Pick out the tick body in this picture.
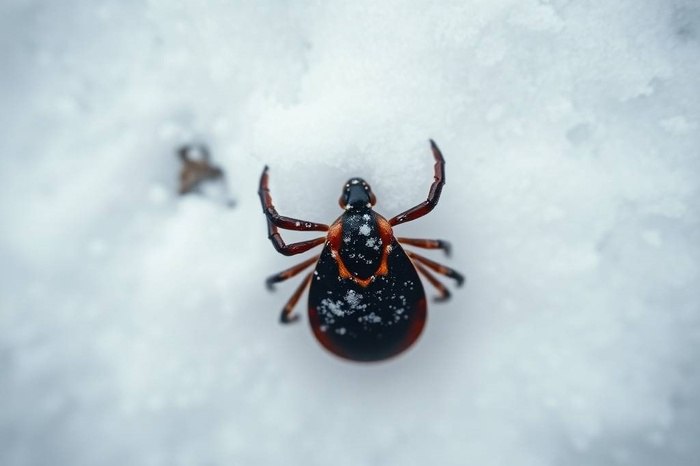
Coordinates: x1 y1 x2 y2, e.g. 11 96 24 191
259 140 464 362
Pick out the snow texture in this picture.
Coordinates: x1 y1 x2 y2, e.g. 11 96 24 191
1 0 700 465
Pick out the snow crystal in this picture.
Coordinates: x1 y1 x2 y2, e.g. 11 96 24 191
359 224 371 236
344 290 362 308
320 298 346 317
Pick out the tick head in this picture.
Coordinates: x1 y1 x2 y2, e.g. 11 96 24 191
339 178 376 209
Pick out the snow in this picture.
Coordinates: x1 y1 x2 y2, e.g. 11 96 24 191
344 290 362 308
320 298 346 318
2 0 700 465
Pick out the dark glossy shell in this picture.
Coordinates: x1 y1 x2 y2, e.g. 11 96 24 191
308 239 427 362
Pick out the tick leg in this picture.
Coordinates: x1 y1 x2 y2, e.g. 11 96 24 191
266 219 326 256
258 166 329 232
406 250 465 286
397 237 452 256
266 255 320 290
389 140 445 226
413 262 451 302
280 271 314 323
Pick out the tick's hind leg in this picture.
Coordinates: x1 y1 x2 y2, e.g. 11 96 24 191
397 237 451 256
266 255 319 290
413 262 451 302
279 272 314 323
406 250 465 286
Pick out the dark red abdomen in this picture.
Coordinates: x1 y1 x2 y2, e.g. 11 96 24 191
308 239 427 362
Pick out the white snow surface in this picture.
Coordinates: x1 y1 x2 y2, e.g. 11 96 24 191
2 1 700 465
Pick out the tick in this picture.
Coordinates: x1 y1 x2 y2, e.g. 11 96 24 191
259 140 464 362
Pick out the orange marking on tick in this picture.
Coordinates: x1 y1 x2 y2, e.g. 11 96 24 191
326 215 395 287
